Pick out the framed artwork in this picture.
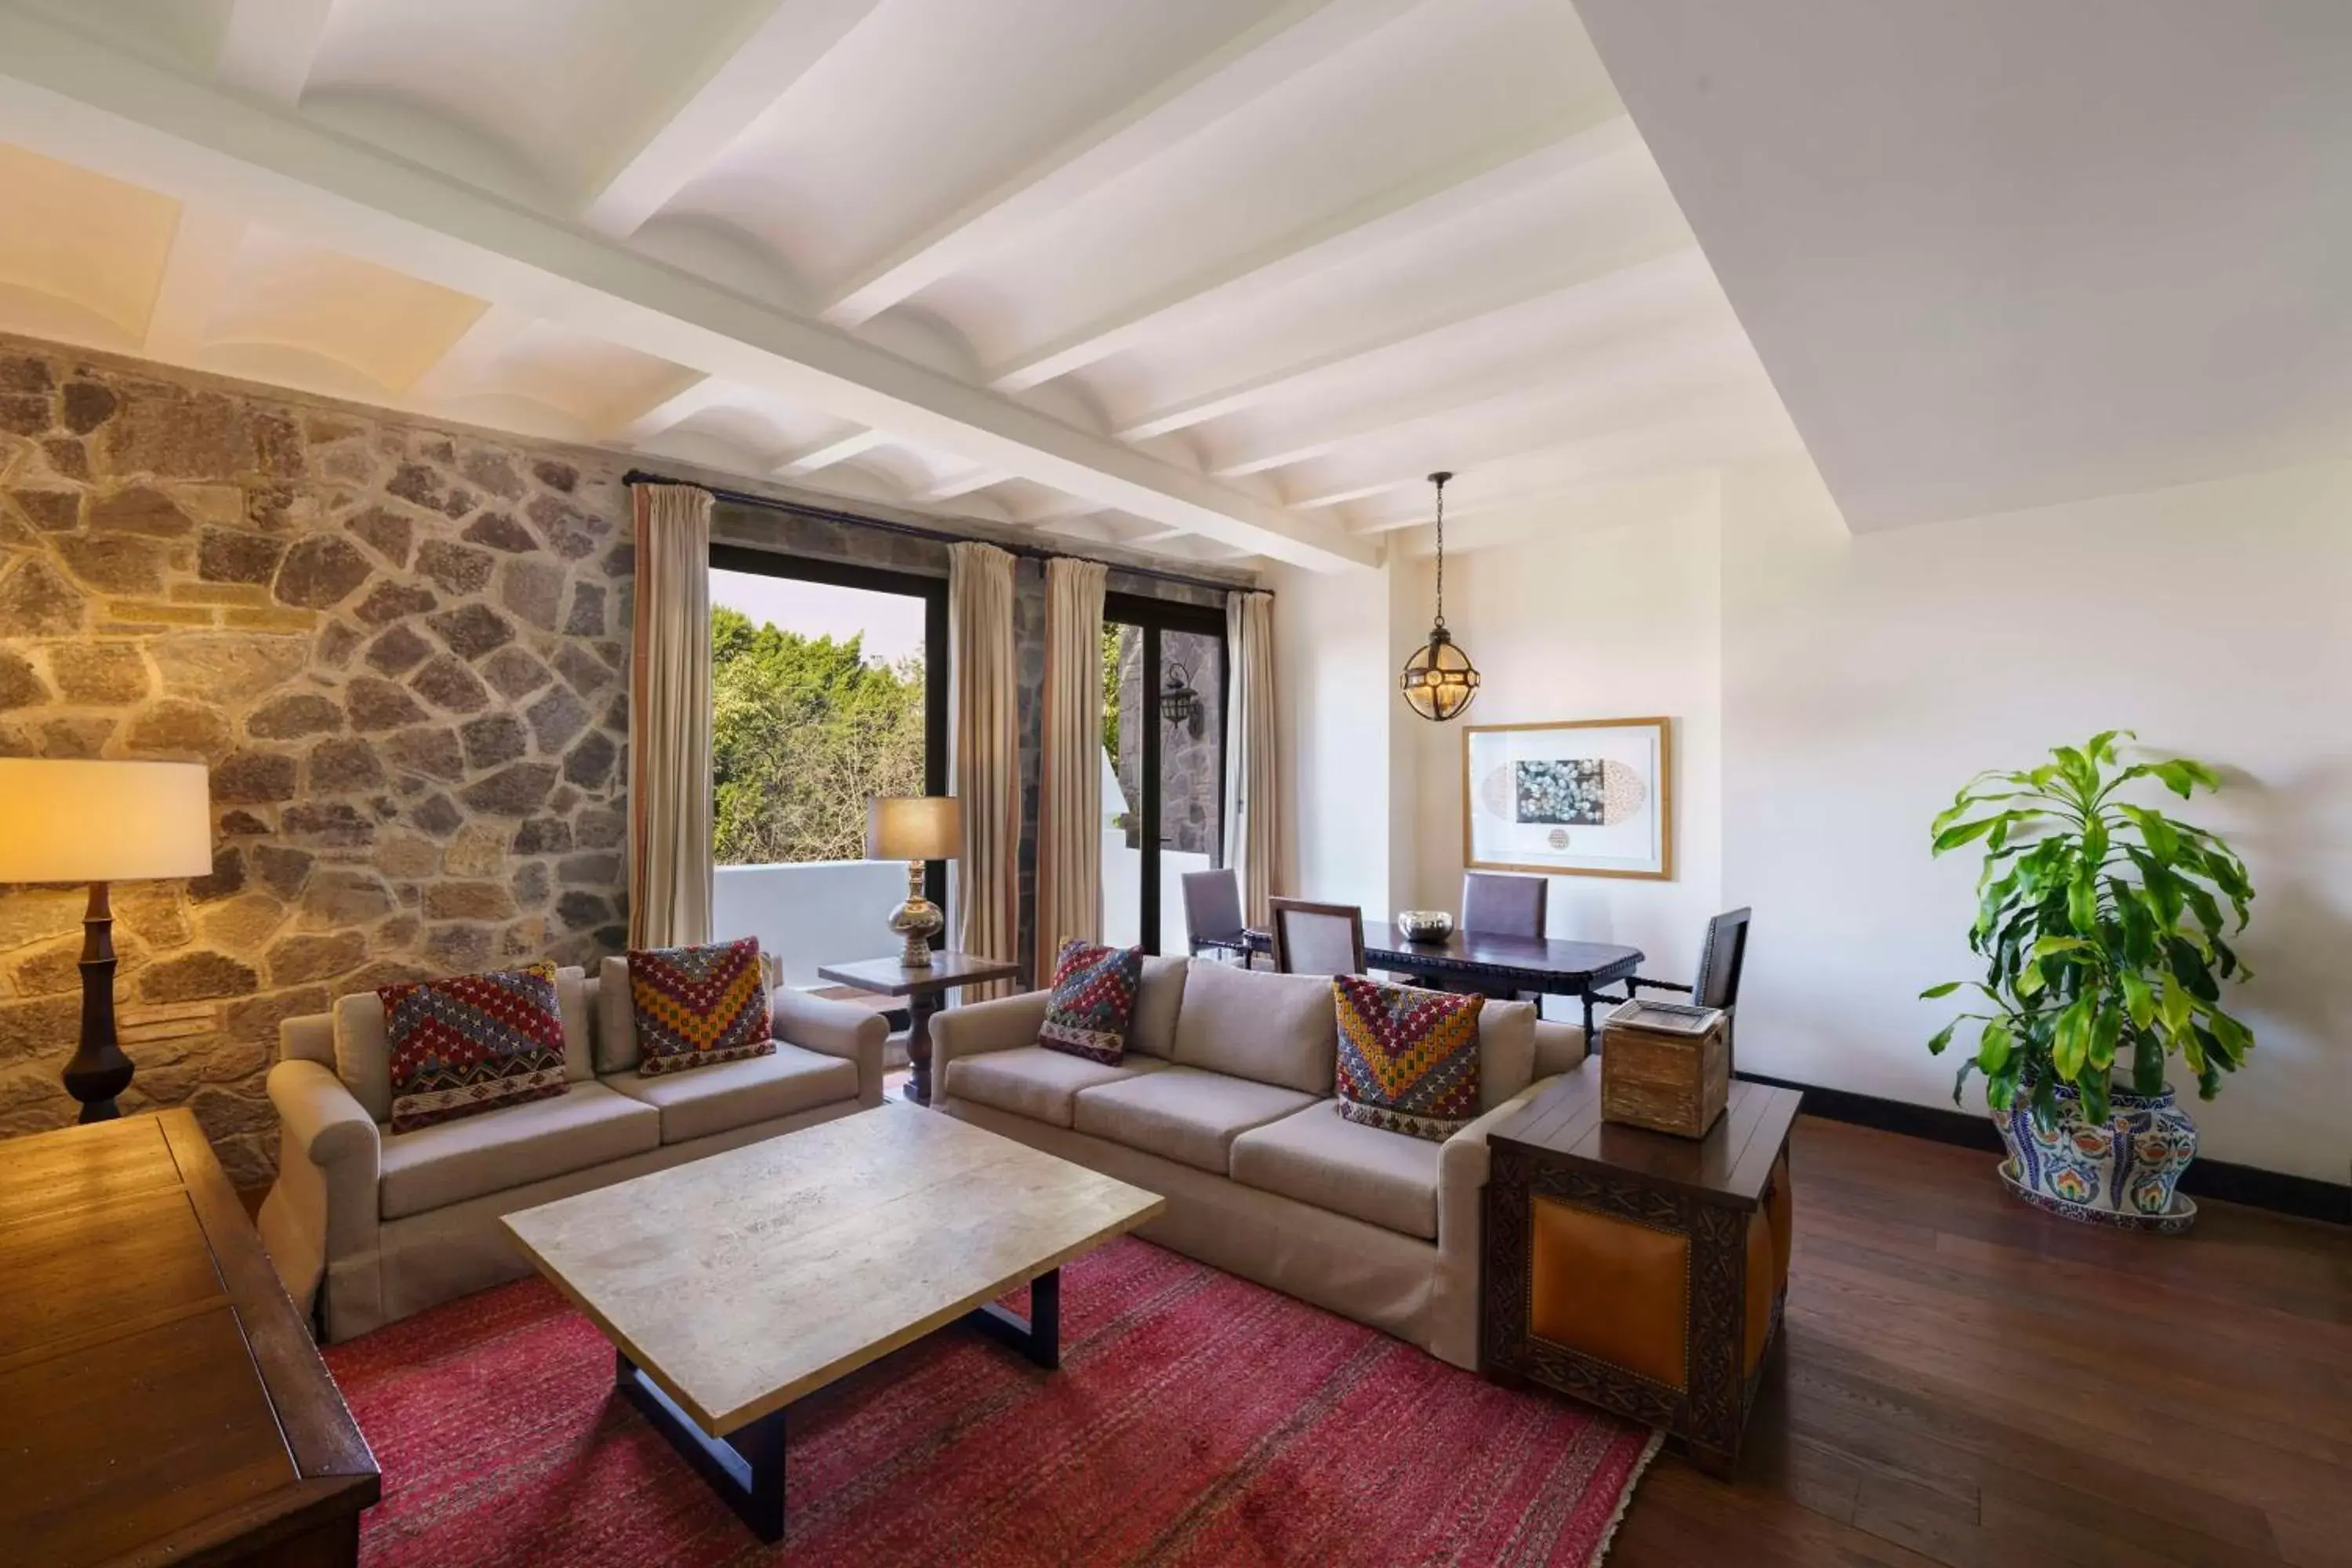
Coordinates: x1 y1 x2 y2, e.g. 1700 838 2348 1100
1461 717 1673 881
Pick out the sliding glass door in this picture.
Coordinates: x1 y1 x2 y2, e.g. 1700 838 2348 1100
1101 594 1226 954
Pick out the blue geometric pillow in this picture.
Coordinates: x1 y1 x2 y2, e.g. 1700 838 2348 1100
1036 939 1143 1065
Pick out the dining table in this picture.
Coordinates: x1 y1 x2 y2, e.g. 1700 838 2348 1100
1240 923 1645 1038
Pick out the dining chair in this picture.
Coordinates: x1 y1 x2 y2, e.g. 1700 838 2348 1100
1461 871 1547 938
1617 907 1753 1068
1269 898 1366 977
1460 871 1548 1001
1182 868 1254 968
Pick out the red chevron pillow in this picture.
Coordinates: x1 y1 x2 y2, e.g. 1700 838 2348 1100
381 962 569 1134
1037 939 1144 1064
629 938 773 1076
1332 975 1484 1142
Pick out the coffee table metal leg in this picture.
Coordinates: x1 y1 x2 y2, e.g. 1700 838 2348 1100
616 1348 787 1542
965 1266 1060 1370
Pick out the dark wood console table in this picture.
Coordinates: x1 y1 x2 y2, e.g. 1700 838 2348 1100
817 950 1022 1106
0 1110 379 1566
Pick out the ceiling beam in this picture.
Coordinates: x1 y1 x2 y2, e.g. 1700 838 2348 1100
988 111 1639 392
821 0 1418 327
0 10 1373 570
1294 479 1408 510
1210 319 1745 477
776 429 888 476
919 466 1010 502
404 301 536 399
604 374 739 444
141 205 249 362
1345 405 1789 532
1115 239 1699 441
215 0 339 105
585 0 883 236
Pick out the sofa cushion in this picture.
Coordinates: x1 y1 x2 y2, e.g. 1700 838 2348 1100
1037 939 1144 1064
1072 1065 1319 1174
606 1044 858 1144
1479 1000 1539 1109
1333 976 1483 1142
629 938 773 1076
1230 1102 1443 1241
1169 960 1335 1095
381 964 572 1134
946 1047 1169 1129
337 964 590 1123
378 1081 659 1220
1130 955 1189 1058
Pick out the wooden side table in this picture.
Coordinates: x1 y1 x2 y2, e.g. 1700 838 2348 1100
1481 1063 1800 1475
816 950 1022 1106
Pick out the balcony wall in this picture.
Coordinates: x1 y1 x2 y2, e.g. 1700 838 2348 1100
713 859 910 989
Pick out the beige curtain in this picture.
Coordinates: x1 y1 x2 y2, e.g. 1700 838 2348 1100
1223 590 1282 929
1034 557 1107 975
626 484 714 949
949 543 1020 989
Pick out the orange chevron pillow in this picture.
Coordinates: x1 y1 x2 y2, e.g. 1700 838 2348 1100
628 937 773 1076
1332 975 1483 1142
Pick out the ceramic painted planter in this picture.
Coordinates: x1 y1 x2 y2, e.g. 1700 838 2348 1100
1991 1073 2199 1229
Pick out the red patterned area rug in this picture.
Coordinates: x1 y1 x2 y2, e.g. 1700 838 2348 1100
324 1238 1659 1567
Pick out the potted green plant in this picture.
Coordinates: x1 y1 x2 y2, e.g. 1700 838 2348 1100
1922 731 2255 1229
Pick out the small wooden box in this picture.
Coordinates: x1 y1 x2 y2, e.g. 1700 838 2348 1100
1600 1000 1730 1138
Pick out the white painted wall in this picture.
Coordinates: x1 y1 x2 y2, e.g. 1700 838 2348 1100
1268 559 1397 919
1267 455 2350 1183
1396 486 1725 997
1722 456 2352 1184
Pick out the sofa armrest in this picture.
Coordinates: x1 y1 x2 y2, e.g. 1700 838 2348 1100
255 1059 381 1314
280 1011 336 1068
928 989 1051 1098
772 989 889 1107
1437 1075 1560 1247
1532 1018 1587 1080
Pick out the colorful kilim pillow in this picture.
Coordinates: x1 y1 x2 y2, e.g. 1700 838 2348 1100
1332 975 1484 1142
1037 939 1144 1064
629 937 772 1076
381 963 569 1134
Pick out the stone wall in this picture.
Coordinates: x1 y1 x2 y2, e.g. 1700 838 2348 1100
0 337 632 1181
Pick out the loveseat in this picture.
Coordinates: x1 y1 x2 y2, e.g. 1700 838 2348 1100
257 958 886 1341
928 956 1584 1370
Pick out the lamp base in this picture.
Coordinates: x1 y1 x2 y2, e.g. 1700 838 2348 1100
887 859 943 971
61 880 132 1123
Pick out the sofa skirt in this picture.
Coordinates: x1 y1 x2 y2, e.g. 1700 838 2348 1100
945 1100 1468 1368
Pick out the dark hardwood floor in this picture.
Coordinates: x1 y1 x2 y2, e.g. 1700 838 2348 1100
1609 1116 2352 1568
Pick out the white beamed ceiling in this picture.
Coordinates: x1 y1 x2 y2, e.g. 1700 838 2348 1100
0 0 1799 569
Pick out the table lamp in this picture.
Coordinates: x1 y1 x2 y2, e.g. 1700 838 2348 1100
866 796 960 970
0 760 212 1121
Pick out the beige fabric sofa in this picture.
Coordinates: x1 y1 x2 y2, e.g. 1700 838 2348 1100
929 957 1584 1370
258 957 886 1342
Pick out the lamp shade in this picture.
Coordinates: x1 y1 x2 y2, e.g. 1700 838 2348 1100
0 760 212 884
866 796 961 862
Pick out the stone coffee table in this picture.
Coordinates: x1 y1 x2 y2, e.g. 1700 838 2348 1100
502 1103 1163 1542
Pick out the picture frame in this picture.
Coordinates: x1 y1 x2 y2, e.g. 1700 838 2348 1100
1461 717 1674 881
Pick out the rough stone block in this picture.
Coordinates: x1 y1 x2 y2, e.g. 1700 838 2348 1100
48 643 148 705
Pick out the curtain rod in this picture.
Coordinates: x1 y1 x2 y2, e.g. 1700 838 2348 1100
624 470 1269 600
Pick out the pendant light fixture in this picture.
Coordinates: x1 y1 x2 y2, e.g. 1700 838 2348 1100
1399 470 1480 722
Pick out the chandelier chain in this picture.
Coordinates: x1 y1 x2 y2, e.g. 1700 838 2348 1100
1432 473 1447 629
